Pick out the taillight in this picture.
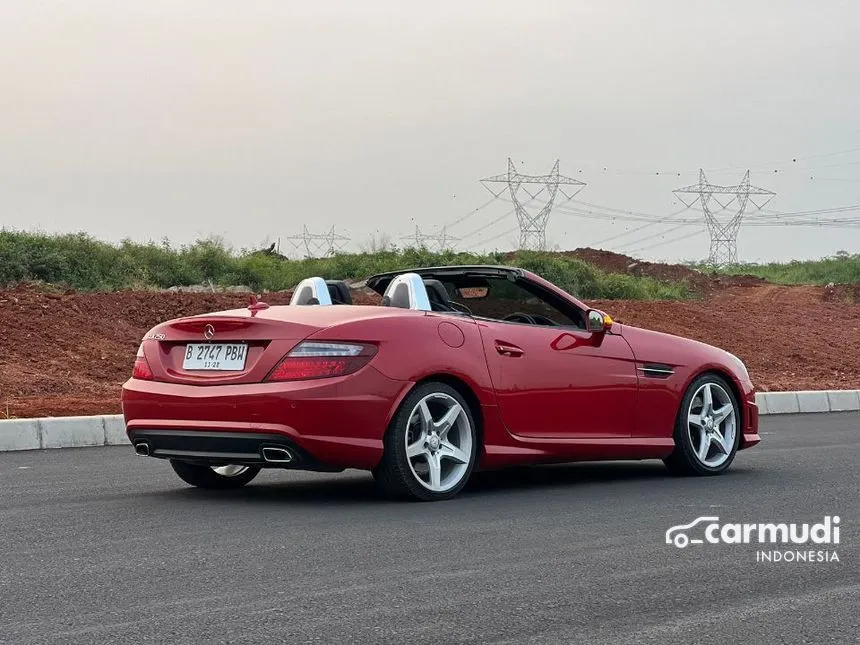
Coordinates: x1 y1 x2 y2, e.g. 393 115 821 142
132 343 154 381
266 341 377 382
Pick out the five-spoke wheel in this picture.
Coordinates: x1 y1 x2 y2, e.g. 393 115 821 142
373 382 477 501
664 374 741 476
405 392 473 493
686 381 737 468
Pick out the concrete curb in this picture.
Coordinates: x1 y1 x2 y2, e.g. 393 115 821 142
0 415 128 452
755 390 860 415
1 390 859 452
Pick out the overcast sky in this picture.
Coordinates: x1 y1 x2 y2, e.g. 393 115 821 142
1 0 859 263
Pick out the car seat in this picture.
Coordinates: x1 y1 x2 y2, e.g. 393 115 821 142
325 280 352 305
423 279 454 312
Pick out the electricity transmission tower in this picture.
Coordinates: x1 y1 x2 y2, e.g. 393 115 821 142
402 225 459 251
285 225 350 258
481 158 585 250
674 169 775 267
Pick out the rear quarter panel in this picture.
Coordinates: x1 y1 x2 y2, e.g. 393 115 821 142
305 311 498 411
300 312 523 470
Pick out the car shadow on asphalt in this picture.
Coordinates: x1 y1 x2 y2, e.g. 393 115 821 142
153 461 756 506
465 461 754 496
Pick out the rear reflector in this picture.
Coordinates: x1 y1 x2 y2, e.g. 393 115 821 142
265 341 376 382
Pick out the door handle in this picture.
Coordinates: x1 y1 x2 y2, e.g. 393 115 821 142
495 342 524 357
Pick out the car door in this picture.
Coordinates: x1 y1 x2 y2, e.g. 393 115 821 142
478 320 638 438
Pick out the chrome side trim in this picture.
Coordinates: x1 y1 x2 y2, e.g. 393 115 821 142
638 365 675 378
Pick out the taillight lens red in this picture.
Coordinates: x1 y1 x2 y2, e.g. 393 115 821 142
266 342 377 382
132 344 154 381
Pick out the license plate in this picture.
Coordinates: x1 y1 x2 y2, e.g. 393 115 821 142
182 343 248 371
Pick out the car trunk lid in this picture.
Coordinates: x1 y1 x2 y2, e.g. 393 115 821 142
142 313 319 385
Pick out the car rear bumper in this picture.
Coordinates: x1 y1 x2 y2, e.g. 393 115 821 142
128 430 343 471
121 366 412 471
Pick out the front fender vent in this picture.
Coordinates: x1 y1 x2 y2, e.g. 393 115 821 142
638 363 675 379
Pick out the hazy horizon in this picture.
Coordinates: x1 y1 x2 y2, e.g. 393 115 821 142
2 1 859 263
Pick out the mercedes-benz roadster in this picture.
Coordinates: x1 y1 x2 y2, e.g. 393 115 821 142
121 265 759 501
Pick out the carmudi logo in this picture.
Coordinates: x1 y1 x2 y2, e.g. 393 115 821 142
666 516 841 563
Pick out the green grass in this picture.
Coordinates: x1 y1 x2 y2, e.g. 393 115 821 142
0 229 694 300
709 251 860 285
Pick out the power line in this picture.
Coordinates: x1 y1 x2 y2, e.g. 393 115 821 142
625 228 706 255
803 177 860 184
589 220 661 248
758 203 860 218
588 206 693 248
553 204 700 225
616 222 693 252
440 196 499 229
525 192 860 241
465 224 520 251
457 209 516 241
458 193 545 241
401 156 860 258
744 219 860 228
569 199 684 220
563 143 860 178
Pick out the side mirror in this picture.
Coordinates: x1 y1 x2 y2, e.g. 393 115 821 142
586 309 613 333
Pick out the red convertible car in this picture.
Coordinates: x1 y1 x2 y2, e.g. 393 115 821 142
122 265 759 501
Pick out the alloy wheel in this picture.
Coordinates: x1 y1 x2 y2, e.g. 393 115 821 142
405 393 473 493
686 382 737 468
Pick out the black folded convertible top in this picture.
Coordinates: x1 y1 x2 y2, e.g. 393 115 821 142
364 265 524 295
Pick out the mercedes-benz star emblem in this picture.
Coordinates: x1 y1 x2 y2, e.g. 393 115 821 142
203 324 215 340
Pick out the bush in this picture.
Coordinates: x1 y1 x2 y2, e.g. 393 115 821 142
0 229 694 300
707 251 860 285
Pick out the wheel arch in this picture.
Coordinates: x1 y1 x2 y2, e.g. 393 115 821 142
685 367 745 436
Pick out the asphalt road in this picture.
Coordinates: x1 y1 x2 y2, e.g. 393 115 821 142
1 413 857 645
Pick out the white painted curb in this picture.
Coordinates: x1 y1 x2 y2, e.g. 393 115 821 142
755 390 860 415
1 391 859 452
0 415 128 452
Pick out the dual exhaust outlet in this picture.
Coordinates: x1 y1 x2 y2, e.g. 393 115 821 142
133 440 292 464
261 446 293 463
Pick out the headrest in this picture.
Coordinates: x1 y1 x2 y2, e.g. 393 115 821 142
325 280 352 305
289 277 333 306
382 273 431 311
423 279 453 311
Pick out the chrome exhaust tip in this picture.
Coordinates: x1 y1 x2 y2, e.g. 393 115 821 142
261 446 293 463
134 441 151 457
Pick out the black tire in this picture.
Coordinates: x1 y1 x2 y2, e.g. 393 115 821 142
373 382 478 501
170 460 261 489
664 373 741 476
